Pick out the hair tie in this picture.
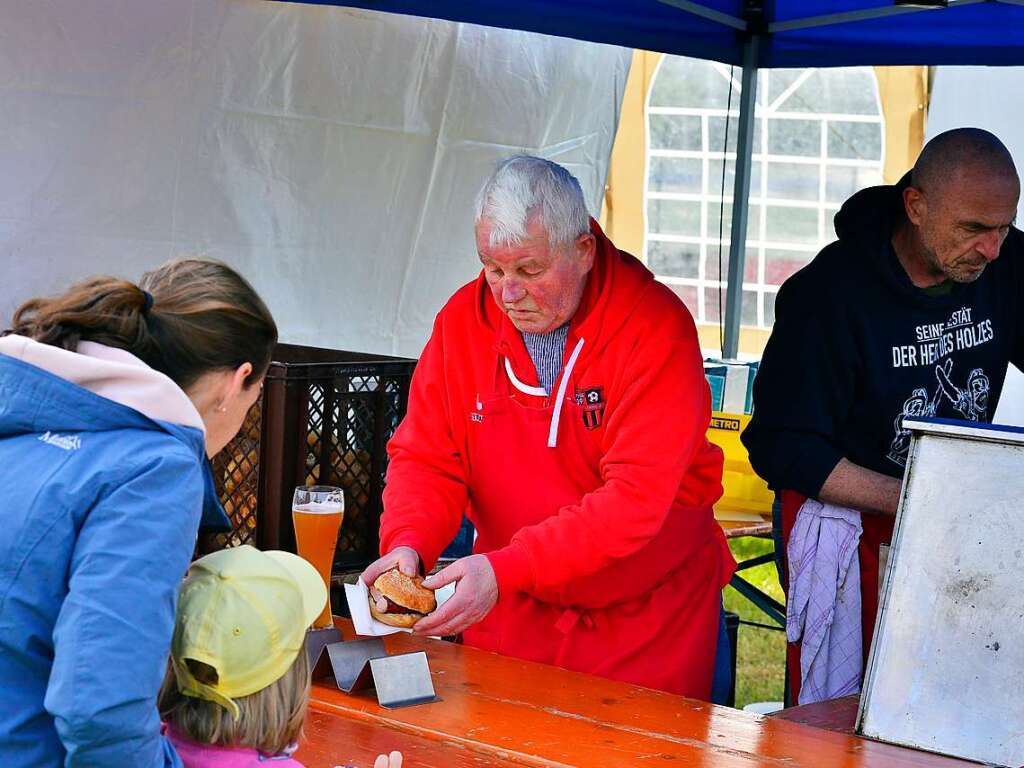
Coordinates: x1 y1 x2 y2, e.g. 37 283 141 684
141 290 155 314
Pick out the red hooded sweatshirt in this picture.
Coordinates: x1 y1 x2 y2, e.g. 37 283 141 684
380 221 736 697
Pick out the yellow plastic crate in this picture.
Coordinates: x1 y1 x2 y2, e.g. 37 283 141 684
707 412 773 524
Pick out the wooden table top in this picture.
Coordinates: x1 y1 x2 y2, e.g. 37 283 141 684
295 621 978 768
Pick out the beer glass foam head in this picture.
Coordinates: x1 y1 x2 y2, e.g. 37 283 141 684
293 500 343 514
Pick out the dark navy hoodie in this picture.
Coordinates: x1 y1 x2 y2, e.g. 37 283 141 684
743 173 1024 498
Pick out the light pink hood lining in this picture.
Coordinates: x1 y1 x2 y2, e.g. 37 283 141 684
0 334 205 432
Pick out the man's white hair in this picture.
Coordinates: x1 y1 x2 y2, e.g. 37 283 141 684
474 155 591 249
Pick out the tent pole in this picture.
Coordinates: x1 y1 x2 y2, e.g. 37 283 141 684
722 34 759 360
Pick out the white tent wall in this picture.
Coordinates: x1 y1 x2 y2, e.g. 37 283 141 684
927 67 1024 426
0 0 630 357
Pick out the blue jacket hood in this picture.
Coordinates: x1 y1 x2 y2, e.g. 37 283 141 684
0 349 230 531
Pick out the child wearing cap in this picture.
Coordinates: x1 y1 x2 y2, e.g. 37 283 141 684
158 545 402 768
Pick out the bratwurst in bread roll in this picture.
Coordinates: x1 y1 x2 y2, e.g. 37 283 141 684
368 568 437 627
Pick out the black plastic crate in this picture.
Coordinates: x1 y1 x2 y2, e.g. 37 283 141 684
200 343 415 573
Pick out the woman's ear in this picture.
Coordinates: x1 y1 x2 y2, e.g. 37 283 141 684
214 362 254 412
228 362 255 398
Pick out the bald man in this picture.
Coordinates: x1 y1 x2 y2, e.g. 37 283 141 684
742 128 1024 699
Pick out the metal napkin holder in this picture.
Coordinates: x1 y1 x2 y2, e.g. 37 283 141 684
306 628 438 708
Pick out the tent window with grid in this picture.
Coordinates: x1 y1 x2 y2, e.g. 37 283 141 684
645 57 884 330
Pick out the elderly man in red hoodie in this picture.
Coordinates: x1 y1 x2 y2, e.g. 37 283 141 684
361 156 735 698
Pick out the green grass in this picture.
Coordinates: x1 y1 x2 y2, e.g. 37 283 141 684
724 536 787 709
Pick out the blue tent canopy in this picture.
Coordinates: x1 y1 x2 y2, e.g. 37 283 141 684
287 1 1024 68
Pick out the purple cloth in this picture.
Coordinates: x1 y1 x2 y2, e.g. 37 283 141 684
786 499 863 705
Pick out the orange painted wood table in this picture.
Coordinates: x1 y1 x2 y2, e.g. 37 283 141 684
295 621 977 768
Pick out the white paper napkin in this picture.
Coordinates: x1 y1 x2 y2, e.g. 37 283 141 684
345 576 455 636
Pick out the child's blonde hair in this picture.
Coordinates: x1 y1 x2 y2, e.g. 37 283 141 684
157 639 311 755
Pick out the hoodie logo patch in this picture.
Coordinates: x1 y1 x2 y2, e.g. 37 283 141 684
39 431 82 451
575 386 605 430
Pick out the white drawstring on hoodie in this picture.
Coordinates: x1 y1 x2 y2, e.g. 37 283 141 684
504 357 547 397
503 338 585 449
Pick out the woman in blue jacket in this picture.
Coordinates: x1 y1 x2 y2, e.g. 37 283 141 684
0 259 277 768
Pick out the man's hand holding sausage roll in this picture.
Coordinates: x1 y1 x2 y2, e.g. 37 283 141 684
360 549 497 636
415 555 498 637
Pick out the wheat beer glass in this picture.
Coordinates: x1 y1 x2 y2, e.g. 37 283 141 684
292 485 344 629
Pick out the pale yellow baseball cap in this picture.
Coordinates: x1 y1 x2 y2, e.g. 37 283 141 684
170 545 327 718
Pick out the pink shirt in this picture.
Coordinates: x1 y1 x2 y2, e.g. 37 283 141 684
163 724 305 768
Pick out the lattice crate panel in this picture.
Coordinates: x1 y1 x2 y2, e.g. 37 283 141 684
333 392 377 563
348 373 406 540
304 382 328 488
302 373 404 570
210 399 262 549
302 381 370 566
381 376 404 475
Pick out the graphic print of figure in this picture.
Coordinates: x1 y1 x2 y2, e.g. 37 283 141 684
887 387 937 467
887 360 991 467
965 368 990 419
935 360 990 421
